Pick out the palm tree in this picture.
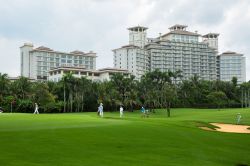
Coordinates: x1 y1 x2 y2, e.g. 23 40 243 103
61 73 75 112
162 83 176 117
11 76 32 99
111 73 136 106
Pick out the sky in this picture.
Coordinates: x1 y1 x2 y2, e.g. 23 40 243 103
0 0 249 81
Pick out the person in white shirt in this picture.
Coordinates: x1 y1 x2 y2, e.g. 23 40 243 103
34 103 39 114
99 103 103 117
120 106 124 118
236 113 242 125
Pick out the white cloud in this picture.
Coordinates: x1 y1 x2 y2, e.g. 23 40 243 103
0 37 22 76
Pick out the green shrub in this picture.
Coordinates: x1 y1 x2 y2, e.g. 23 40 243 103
16 99 34 113
41 102 63 113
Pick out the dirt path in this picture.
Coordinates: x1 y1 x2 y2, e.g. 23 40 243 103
210 123 250 134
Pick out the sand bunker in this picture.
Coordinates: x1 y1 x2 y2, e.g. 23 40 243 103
200 123 250 134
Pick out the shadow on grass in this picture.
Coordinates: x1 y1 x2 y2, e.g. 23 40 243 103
194 121 219 130
104 117 124 120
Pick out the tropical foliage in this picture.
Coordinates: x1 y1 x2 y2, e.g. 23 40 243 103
0 71 249 113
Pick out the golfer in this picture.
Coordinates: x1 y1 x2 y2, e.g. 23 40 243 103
97 106 100 116
120 106 124 118
99 103 104 117
34 103 39 114
141 106 145 118
236 113 242 125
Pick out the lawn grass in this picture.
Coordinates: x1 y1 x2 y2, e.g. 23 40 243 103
0 108 250 166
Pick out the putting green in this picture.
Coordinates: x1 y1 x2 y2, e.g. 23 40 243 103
0 108 250 166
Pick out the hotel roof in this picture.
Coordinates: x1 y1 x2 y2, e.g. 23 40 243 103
49 66 129 74
127 26 148 31
35 46 54 51
20 43 97 57
70 50 85 54
169 24 188 30
112 44 140 51
218 51 243 56
203 33 220 38
161 30 201 38
30 46 97 57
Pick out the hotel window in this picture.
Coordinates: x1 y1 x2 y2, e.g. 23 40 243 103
50 62 55 67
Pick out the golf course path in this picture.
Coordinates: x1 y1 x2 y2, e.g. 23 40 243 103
211 123 250 134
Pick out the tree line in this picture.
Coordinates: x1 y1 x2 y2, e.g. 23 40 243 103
0 71 250 115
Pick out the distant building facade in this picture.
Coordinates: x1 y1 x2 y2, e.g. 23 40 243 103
20 43 97 81
113 25 217 80
217 51 246 84
49 67 130 82
8 76 36 82
147 25 217 81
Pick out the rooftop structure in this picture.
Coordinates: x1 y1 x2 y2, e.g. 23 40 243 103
203 33 220 52
128 26 148 48
127 26 148 31
203 33 220 38
160 25 201 43
169 24 188 31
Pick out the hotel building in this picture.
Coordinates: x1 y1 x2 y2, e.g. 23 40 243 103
113 25 218 80
20 43 96 81
217 51 246 84
48 67 130 82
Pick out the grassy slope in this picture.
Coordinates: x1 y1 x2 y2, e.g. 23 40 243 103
0 108 250 166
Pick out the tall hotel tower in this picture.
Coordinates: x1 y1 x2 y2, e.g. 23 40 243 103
113 25 218 81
